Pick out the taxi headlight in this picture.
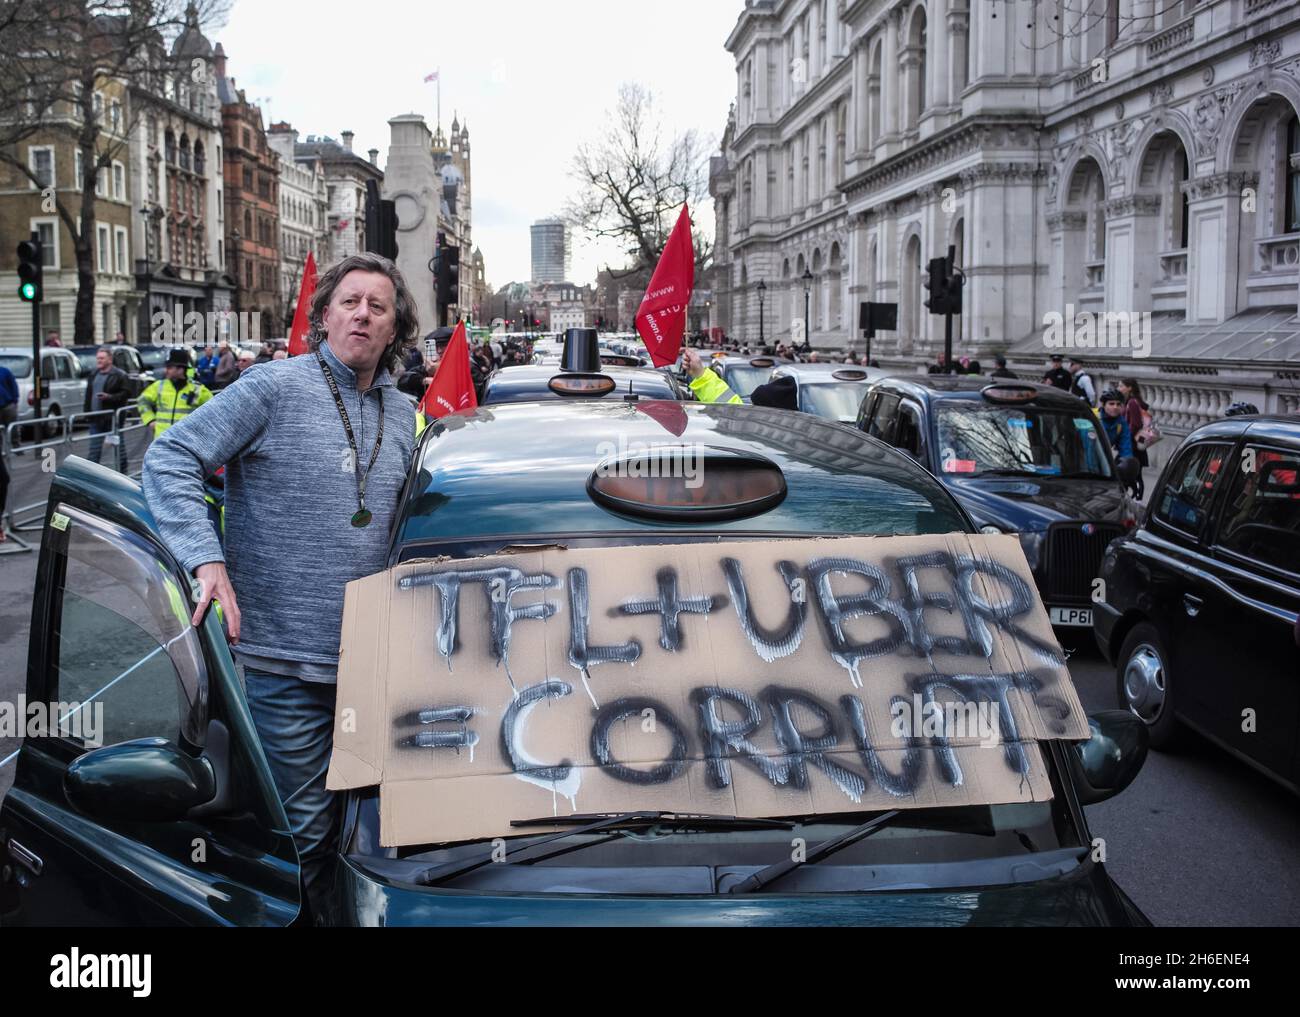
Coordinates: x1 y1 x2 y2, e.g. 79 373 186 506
1017 530 1044 570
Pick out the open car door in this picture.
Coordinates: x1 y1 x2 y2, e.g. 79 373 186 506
0 457 300 926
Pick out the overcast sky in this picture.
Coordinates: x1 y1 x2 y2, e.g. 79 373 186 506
214 1 740 290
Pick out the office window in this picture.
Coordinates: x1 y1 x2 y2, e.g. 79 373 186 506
97 224 110 273
32 219 58 268
74 149 84 189
29 146 54 188
112 162 126 201
115 227 128 275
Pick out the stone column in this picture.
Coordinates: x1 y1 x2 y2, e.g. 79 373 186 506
1184 172 1257 324
927 0 951 119
947 5 969 108
851 40 867 156
881 8 901 145
1102 194 1163 313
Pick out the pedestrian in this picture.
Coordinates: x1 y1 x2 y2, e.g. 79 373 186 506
235 351 256 378
45 330 62 348
1099 389 1135 483
272 350 287 361
137 349 213 439
1042 353 1071 390
83 346 130 472
142 251 418 923
750 375 799 411
197 345 219 387
966 359 982 376
255 342 274 365
398 352 439 399
1067 357 1097 407
680 348 741 404
214 342 237 389
990 354 1017 379
1119 377 1153 499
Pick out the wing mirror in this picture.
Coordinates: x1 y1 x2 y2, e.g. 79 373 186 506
1067 710 1149 806
64 721 231 822
1115 456 1141 486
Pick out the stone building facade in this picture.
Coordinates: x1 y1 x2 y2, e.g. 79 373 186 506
714 0 1300 455
268 122 328 331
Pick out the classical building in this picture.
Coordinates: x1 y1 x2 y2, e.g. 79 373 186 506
268 122 328 331
0 76 137 343
216 45 281 328
531 217 570 283
715 0 1300 455
296 132 384 268
130 13 233 343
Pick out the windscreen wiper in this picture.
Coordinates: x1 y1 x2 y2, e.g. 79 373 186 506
411 811 793 888
727 809 901 895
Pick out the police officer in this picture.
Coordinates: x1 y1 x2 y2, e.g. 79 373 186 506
138 349 213 438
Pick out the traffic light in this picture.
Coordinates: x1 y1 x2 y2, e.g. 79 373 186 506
921 256 947 315
946 267 964 315
437 243 459 306
17 237 43 303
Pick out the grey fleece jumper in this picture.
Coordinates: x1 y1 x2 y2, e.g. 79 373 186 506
142 339 415 680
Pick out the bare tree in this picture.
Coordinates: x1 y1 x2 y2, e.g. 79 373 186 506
0 0 229 343
566 83 713 282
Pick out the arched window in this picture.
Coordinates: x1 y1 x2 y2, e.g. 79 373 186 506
179 135 190 171
165 130 176 165
869 39 882 145
193 141 205 176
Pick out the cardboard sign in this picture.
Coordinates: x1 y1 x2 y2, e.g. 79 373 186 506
327 534 1090 847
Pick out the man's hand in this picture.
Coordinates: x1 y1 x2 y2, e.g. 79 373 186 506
682 348 705 379
193 562 241 643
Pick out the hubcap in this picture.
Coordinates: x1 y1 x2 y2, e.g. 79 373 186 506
1123 643 1166 724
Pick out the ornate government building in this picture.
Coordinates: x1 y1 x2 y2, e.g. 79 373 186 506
712 0 1300 453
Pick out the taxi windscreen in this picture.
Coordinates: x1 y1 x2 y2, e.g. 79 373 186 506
0 353 33 378
718 364 773 398
935 403 1114 478
800 382 868 422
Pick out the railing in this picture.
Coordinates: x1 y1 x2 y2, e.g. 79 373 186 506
1072 67 1102 97
2 408 150 543
1159 250 1188 281
1146 18 1194 60
1245 0 1286 16
1255 233 1300 273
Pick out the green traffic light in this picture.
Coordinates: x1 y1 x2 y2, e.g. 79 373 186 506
19 282 36 301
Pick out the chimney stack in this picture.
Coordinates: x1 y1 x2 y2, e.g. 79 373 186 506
368 148 378 165
341 130 354 152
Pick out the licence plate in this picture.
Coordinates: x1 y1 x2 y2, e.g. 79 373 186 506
1049 606 1093 627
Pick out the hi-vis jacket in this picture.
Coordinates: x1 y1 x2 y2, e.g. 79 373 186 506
138 379 213 437
689 368 742 405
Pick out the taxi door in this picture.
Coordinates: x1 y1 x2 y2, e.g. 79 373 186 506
0 459 301 925
1199 441 1300 781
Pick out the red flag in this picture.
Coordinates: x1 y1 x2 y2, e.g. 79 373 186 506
635 205 694 368
288 252 317 356
418 321 478 419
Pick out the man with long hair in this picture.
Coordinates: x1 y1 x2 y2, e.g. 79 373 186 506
142 253 419 921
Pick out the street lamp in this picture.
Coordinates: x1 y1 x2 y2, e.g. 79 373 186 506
802 268 814 351
756 279 766 347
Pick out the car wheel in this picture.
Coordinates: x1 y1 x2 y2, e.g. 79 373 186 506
1116 622 1180 749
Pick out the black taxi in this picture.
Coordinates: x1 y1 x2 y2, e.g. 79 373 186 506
0 398 1150 925
857 377 1138 632
483 328 689 404
1094 415 1300 791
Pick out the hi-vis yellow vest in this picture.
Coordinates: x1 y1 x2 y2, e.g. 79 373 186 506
138 379 213 437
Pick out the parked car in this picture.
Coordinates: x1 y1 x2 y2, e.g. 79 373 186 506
770 362 886 422
1094 414 1300 791
0 345 84 435
0 401 1150 925
857 376 1140 634
706 355 787 403
485 330 689 404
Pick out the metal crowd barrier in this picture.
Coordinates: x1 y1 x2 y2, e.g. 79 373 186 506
1 408 151 550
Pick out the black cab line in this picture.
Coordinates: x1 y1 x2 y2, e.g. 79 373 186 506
857 377 1138 632
1094 415 1300 792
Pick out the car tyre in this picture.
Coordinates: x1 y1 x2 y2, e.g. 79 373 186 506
1116 622 1181 749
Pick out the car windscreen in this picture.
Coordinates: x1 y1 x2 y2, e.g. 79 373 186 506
346 796 1082 896
71 350 98 376
137 346 168 368
719 364 772 398
935 402 1114 478
800 382 868 422
0 353 32 378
